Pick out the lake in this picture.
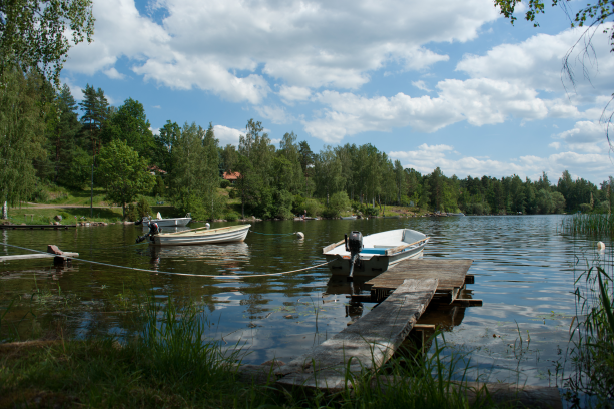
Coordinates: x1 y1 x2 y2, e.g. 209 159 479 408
0 215 600 387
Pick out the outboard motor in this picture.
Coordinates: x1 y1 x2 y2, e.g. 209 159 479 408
136 221 160 244
344 231 363 281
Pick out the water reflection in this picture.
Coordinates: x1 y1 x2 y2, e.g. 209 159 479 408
0 216 600 386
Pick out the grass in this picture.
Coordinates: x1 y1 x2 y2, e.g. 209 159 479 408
561 213 614 236
0 290 509 409
565 248 614 405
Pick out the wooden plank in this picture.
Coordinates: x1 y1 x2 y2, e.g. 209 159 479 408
0 252 78 262
384 237 429 256
275 278 438 390
464 274 475 285
451 299 483 307
366 259 473 292
0 225 76 230
323 239 345 254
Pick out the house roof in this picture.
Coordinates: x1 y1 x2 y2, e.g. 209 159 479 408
223 171 241 180
147 165 167 174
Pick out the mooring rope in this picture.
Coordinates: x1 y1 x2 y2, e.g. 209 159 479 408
0 243 333 280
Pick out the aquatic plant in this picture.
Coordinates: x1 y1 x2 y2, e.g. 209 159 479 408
566 248 614 405
562 213 614 236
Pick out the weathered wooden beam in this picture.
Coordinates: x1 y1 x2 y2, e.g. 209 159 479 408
464 274 475 285
275 278 438 390
0 253 78 262
450 299 483 307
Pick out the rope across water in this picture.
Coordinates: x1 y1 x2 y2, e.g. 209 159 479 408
1 243 333 280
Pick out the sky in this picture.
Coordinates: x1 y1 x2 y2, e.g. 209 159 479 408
61 0 614 184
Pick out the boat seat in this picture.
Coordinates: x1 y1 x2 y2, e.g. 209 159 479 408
372 244 398 249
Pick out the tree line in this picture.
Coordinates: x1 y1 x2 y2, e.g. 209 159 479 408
3 74 612 220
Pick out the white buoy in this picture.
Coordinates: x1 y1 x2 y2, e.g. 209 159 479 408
597 241 606 251
205 223 210 229
296 232 304 239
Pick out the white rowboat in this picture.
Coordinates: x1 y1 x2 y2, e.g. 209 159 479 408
323 229 429 277
142 215 191 228
151 224 250 246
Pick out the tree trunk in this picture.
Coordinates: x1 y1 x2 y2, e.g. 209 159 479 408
122 202 126 220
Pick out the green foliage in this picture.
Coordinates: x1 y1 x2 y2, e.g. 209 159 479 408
291 194 305 214
96 139 155 219
61 146 91 189
79 84 109 156
152 175 165 197
0 69 46 205
105 97 155 161
169 122 220 220
225 211 239 221
273 189 293 219
365 207 379 217
328 191 351 218
136 196 151 219
304 198 323 217
0 0 95 86
220 179 230 189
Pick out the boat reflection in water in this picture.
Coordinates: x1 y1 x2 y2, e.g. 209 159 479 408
144 242 251 271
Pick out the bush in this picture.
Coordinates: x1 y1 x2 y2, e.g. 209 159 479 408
304 198 323 217
291 194 305 214
328 191 351 218
152 175 165 197
126 203 138 221
365 207 379 217
137 196 151 219
228 189 237 199
225 212 239 221
220 179 230 189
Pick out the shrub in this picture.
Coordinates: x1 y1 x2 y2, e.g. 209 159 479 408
228 189 237 199
328 191 351 218
126 203 138 221
304 198 323 217
220 179 230 189
137 196 151 219
365 207 379 217
225 212 239 221
152 175 165 197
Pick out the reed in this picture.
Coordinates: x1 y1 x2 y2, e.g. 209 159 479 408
566 250 614 405
561 213 614 236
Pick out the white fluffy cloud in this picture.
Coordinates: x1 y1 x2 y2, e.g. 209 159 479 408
457 24 614 101
303 78 550 142
554 120 610 153
389 143 613 181
213 125 244 146
65 0 499 103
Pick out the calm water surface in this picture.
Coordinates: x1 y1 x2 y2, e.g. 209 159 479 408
0 215 601 386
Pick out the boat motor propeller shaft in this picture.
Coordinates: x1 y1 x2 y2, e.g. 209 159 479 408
135 222 160 244
347 231 363 281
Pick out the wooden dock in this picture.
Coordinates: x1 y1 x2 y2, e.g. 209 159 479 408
274 278 439 390
364 258 474 302
0 245 78 266
237 257 481 392
0 224 76 230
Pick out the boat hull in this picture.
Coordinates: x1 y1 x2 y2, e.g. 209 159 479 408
152 225 250 246
323 228 428 277
143 217 192 227
325 246 424 277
